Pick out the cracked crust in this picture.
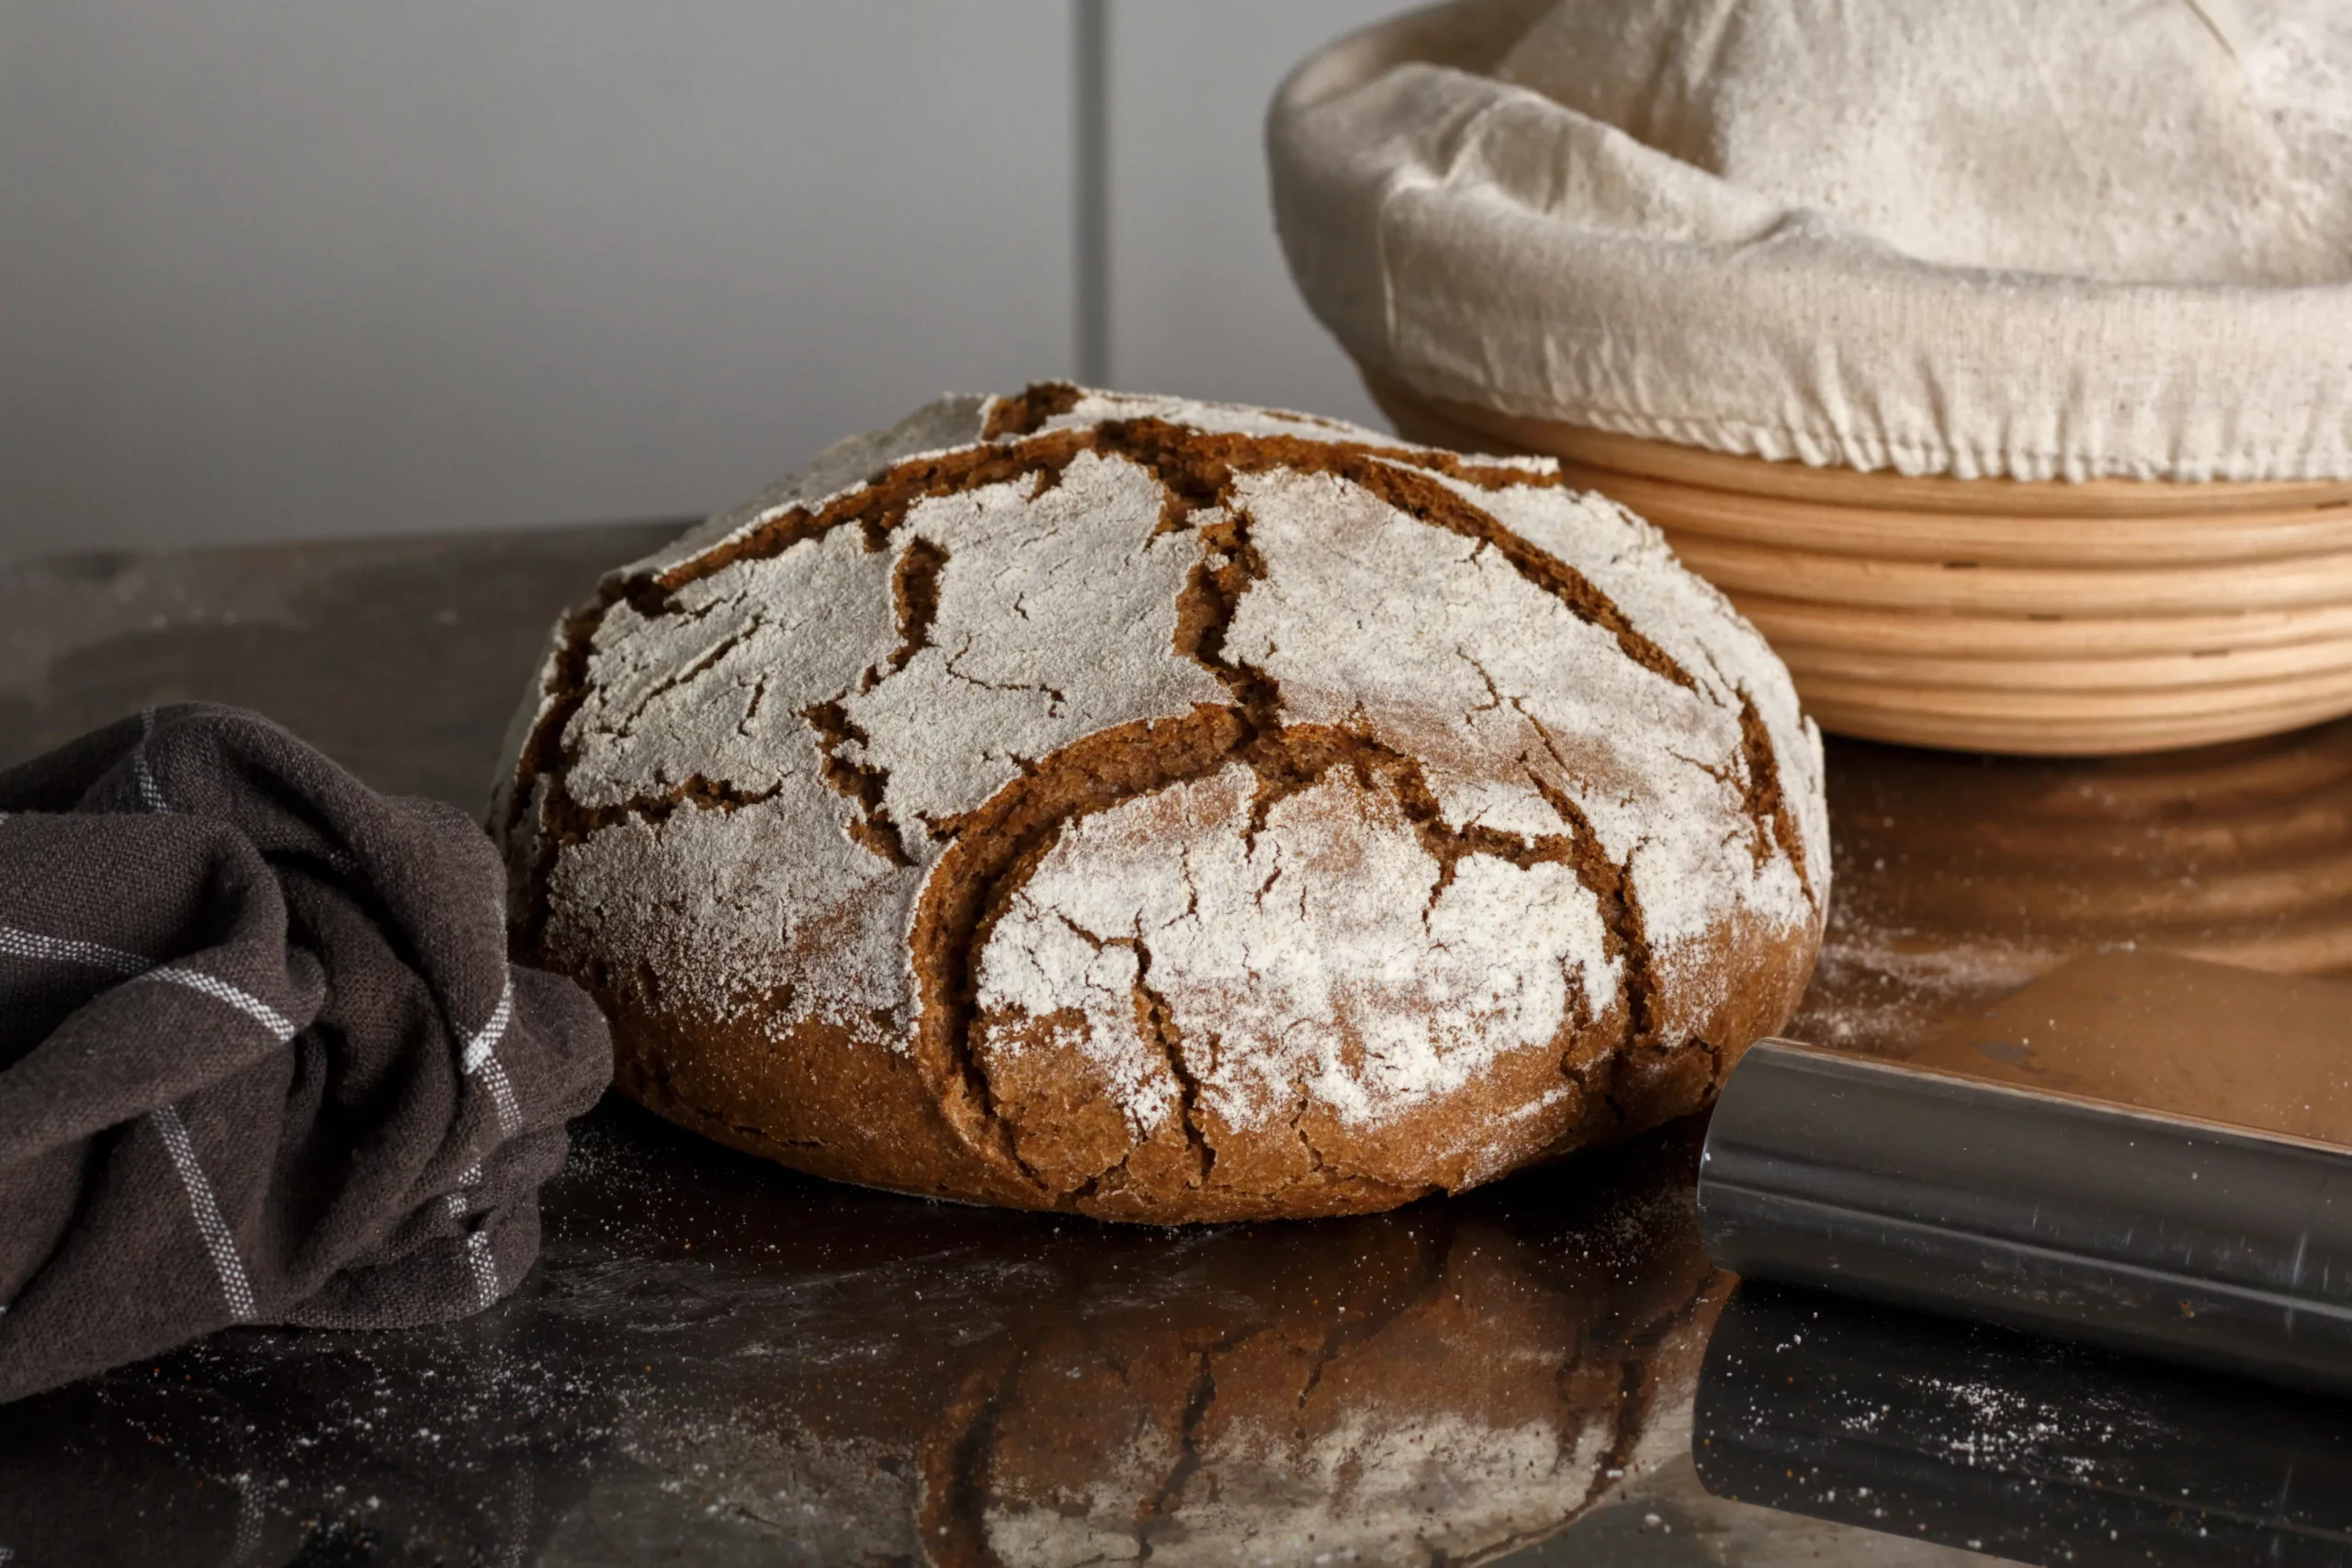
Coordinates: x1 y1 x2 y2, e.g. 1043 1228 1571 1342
494 385 1829 1224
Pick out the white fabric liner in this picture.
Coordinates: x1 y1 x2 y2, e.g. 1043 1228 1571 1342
1268 0 2352 483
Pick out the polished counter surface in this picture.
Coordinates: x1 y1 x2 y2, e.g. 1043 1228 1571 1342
3 525 2347 1566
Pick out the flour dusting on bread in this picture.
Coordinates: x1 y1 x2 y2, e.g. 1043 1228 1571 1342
495 385 1827 1222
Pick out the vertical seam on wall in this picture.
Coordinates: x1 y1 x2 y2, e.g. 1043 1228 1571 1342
1073 0 1112 386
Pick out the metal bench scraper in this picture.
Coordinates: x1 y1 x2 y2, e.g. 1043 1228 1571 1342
1697 948 2352 1393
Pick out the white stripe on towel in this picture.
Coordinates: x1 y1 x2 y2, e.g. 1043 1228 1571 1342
143 966 298 1041
460 977 522 1136
458 979 514 1074
0 924 296 1041
0 924 147 975
134 707 170 812
463 1231 501 1309
153 1102 257 1323
442 1163 500 1309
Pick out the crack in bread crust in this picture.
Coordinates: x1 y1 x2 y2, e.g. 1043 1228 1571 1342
978 378 1085 440
1127 935 1214 1184
879 535 950 683
932 720 1652 1209
1092 414 1699 695
801 699 916 867
1522 773 1661 1050
654 432 1094 598
1736 692 1811 897
912 711 1244 1200
499 386 1823 1221
511 412 1702 893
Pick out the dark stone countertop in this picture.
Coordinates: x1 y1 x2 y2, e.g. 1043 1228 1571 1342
4 525 2349 1566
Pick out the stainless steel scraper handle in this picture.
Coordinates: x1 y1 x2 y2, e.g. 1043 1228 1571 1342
1698 1037 2352 1394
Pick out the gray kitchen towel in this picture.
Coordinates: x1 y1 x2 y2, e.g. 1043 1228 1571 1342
0 705 612 1404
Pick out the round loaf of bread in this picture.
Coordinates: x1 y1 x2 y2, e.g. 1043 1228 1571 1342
494 386 1829 1223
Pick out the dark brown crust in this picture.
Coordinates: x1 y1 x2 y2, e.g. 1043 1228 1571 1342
881 536 948 680
655 433 1094 600
977 379 1085 440
800 700 914 867
1738 693 1812 897
949 722 1658 1219
504 385 1824 1224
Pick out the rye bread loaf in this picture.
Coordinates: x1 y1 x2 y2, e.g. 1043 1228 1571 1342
493 385 1829 1223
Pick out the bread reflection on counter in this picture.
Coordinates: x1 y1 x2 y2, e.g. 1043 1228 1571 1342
599 1126 1725 1568
935 1208 1723 1565
1796 719 2352 1054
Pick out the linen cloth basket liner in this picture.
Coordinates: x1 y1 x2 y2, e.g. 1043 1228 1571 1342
1267 0 2352 485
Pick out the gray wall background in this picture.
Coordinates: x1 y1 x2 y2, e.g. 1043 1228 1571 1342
0 1 1396 559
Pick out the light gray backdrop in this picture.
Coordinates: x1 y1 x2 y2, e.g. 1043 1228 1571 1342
0 1 1396 558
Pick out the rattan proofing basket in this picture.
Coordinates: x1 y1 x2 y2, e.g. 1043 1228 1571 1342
1365 368 2352 757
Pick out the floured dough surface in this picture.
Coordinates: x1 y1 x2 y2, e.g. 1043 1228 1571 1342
495 384 1828 1223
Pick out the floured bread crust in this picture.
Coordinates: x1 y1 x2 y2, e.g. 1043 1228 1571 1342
494 384 1829 1223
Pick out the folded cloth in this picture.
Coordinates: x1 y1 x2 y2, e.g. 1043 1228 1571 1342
0 705 612 1404
1267 0 2352 482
